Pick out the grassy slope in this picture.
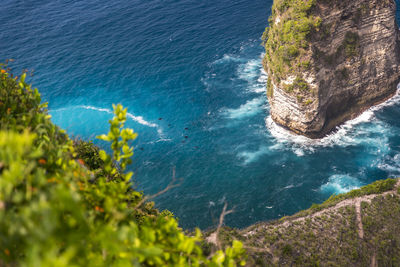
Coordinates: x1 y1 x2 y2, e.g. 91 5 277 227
211 178 400 266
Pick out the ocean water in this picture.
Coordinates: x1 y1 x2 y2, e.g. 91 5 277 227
1 0 400 229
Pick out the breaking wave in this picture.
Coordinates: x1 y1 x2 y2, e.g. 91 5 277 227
50 105 163 136
320 174 362 194
266 85 400 155
237 146 269 164
212 54 245 65
237 54 268 94
223 97 266 119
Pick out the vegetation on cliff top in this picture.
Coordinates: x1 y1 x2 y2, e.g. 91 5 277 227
263 0 366 99
262 0 321 95
0 64 246 266
281 178 398 219
214 178 400 266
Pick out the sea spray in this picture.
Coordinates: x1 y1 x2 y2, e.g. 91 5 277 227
320 174 362 195
265 84 400 155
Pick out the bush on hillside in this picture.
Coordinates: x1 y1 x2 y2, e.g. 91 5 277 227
0 64 246 266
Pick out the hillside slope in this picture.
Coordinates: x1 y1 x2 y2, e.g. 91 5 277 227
209 178 400 266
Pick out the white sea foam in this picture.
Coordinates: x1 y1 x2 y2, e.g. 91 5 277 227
223 97 266 120
237 59 260 81
377 153 400 174
266 85 400 155
293 148 305 157
126 112 159 128
250 69 268 94
378 163 400 174
320 174 361 194
206 52 268 95
51 105 164 136
213 54 244 64
258 68 268 84
78 105 160 128
237 54 268 94
144 138 173 145
283 184 295 189
237 146 269 164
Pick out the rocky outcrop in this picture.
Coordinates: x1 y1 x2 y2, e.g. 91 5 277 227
264 0 400 138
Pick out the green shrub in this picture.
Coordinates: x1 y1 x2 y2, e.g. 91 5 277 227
73 140 104 171
278 178 398 221
304 99 313 105
343 31 360 58
263 0 320 85
311 178 398 213
281 244 293 256
286 76 309 92
325 178 397 205
267 77 274 98
0 65 247 266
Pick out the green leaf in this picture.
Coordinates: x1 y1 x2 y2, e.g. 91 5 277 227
97 134 110 141
20 73 26 83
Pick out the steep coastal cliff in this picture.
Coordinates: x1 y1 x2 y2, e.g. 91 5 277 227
263 0 400 138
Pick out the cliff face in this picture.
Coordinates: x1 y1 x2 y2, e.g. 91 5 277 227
264 0 400 138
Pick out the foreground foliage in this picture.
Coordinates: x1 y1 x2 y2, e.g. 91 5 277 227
0 65 246 266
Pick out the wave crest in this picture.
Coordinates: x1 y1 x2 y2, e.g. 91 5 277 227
223 97 266 120
320 174 361 194
51 105 163 135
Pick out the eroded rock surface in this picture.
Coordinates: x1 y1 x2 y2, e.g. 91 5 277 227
264 0 400 138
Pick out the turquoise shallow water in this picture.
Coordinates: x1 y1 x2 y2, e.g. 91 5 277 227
1 0 400 229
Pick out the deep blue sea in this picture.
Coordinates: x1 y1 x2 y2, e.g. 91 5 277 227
1 0 400 229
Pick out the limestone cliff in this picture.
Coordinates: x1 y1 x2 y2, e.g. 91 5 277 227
263 0 400 138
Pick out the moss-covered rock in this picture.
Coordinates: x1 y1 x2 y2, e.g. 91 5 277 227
263 0 400 138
